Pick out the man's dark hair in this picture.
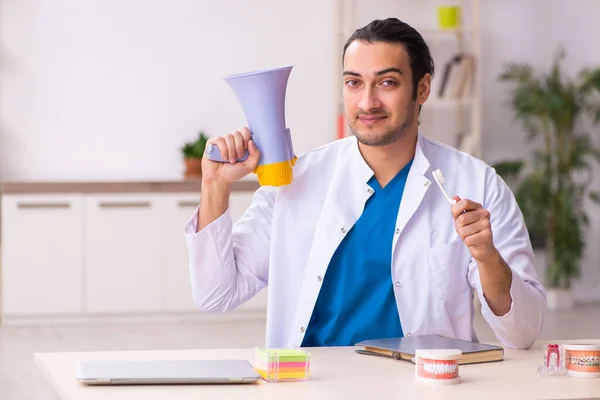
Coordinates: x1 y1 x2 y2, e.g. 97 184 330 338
342 18 434 100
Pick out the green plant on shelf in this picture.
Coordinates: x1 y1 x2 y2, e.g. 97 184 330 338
181 131 210 160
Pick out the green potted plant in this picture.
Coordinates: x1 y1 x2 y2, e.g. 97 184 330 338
181 131 209 178
493 48 600 310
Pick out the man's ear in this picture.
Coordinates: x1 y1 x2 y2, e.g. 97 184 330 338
417 73 432 105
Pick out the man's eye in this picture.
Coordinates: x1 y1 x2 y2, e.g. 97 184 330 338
346 80 359 87
382 80 397 86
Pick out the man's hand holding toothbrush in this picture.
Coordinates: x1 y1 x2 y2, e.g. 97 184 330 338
451 195 514 317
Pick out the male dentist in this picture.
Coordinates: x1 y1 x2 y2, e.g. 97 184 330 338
184 18 546 350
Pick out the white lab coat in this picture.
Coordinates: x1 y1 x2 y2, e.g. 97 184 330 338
184 133 546 350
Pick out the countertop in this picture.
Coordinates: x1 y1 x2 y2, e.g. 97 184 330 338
34 339 600 400
0 179 260 194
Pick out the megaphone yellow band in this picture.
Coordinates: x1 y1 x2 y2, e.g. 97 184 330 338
254 156 298 187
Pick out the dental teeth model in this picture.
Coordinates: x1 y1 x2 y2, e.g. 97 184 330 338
562 344 600 378
423 361 459 375
415 349 462 385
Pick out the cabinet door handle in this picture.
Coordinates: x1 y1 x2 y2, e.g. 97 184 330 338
177 201 199 208
17 202 71 209
98 201 151 209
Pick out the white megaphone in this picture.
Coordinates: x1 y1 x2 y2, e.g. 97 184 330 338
204 66 297 186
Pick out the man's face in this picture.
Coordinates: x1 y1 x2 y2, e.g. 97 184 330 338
342 40 421 146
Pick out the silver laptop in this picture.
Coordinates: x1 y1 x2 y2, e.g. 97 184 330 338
76 359 261 385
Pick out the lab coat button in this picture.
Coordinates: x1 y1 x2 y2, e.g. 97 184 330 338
300 326 305 333
367 188 374 194
406 332 412 337
424 181 430 187
395 281 401 288
317 275 323 282
340 227 347 234
395 228 400 235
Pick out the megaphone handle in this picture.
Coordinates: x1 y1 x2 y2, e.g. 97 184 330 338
204 143 250 163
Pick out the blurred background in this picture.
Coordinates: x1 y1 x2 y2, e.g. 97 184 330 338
1 0 599 398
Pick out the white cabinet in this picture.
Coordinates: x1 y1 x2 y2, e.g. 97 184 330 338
0 187 264 320
163 193 200 311
84 194 164 313
1 195 84 315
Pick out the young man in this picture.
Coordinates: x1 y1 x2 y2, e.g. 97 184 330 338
184 18 546 349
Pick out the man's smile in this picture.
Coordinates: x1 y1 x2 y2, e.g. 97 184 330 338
358 115 388 125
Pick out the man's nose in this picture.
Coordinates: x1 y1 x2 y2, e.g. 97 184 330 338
358 87 382 112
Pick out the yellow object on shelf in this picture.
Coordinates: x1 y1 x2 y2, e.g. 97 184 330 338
254 347 311 382
437 6 461 30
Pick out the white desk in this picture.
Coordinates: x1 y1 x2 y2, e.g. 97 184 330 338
35 339 600 400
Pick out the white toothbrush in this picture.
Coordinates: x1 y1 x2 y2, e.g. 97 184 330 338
432 169 457 205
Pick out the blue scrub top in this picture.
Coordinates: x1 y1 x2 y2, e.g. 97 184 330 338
301 159 413 346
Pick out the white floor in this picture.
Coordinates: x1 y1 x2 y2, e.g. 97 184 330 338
2 305 600 400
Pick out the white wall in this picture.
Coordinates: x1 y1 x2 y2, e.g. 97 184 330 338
1 0 599 303
0 0 336 180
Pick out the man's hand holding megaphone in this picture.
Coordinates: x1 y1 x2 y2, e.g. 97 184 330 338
202 127 261 186
197 126 261 232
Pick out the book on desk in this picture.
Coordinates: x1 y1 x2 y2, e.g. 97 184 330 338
354 334 504 365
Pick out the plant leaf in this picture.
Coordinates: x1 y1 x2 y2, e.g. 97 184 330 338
492 160 524 180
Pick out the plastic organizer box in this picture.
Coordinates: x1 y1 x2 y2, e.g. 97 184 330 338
254 347 311 382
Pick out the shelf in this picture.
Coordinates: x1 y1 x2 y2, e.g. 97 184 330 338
337 27 478 40
426 97 474 108
332 97 474 110
417 27 478 40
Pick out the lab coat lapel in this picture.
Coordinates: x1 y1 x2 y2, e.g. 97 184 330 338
393 134 432 243
287 137 373 346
